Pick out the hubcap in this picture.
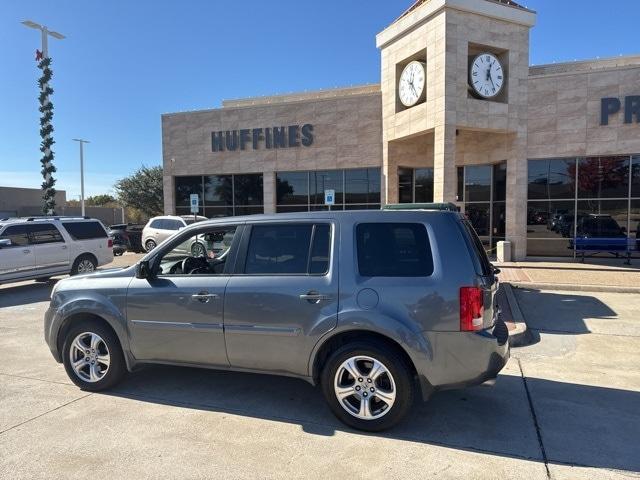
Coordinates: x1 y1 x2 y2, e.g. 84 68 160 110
77 260 95 273
146 241 156 251
334 355 396 420
69 332 110 383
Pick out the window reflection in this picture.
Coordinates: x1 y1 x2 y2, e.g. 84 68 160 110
465 165 491 202
276 168 381 211
175 176 203 206
578 157 629 199
528 159 576 200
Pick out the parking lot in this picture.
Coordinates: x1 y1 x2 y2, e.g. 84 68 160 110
1 263 639 479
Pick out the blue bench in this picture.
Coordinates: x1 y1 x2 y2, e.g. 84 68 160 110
571 237 635 264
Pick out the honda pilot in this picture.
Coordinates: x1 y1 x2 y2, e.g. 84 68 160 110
44 210 508 431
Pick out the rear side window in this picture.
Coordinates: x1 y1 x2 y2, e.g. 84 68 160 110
149 219 163 229
0 225 30 246
356 223 433 277
28 224 64 244
460 219 492 276
244 223 330 275
62 221 107 240
163 219 183 230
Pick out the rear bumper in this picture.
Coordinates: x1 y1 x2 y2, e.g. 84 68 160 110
417 319 510 400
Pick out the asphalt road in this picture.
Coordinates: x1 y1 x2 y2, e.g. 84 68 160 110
0 267 638 479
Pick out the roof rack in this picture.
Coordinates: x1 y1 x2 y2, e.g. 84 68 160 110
382 203 460 212
25 216 92 221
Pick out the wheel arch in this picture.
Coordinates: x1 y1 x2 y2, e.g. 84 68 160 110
55 310 134 371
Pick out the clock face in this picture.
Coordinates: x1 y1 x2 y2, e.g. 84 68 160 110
469 53 504 99
398 60 426 107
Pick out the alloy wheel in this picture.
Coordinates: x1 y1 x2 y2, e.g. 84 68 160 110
333 355 396 420
69 332 110 383
77 259 95 273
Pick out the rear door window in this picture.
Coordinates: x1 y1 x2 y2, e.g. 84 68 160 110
356 223 433 277
0 225 30 247
244 223 330 275
163 219 183 230
61 221 107 240
28 223 65 244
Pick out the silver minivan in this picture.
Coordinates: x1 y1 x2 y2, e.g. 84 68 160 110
45 210 508 431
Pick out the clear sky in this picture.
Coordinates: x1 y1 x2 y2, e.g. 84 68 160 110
1 0 639 199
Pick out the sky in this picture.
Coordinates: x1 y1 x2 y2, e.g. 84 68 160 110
1 0 639 200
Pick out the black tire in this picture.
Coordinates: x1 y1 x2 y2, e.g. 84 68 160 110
191 242 206 257
145 239 157 252
61 319 126 391
70 254 97 276
320 341 415 432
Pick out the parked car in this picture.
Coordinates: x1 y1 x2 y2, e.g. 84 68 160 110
44 210 507 431
575 214 626 238
141 215 207 252
107 223 144 254
0 216 113 284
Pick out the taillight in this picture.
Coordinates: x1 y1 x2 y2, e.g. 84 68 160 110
460 286 484 331
108 239 113 248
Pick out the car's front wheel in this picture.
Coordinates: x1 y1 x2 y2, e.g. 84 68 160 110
62 320 126 391
321 341 415 431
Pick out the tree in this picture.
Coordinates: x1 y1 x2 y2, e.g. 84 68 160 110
86 194 117 206
114 166 163 217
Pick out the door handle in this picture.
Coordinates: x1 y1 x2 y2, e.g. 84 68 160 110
61 245 67 250
191 291 219 303
22 249 30 254
299 291 330 304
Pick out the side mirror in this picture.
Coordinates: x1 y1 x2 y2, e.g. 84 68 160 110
0 239 11 248
135 260 154 280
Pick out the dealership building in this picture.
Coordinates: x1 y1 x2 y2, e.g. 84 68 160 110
161 0 640 260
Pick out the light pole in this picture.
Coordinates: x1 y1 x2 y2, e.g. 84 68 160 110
22 20 65 215
72 139 90 216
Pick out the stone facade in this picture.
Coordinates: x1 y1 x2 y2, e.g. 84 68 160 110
161 0 640 260
162 86 382 214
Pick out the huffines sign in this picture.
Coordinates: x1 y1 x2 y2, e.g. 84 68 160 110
211 124 314 152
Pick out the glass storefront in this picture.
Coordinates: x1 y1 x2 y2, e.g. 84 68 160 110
276 168 381 212
457 163 507 251
397 167 434 203
175 174 264 218
527 155 640 257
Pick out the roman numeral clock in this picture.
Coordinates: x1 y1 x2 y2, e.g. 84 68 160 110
470 53 504 99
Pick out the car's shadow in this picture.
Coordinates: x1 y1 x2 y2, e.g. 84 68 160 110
0 280 58 308
106 363 640 473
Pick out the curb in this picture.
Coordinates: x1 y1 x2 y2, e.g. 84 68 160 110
508 281 640 294
502 282 533 347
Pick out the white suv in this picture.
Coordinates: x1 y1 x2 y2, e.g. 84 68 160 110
142 215 207 252
0 216 113 285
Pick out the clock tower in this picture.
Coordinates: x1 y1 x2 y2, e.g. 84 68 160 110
377 0 536 259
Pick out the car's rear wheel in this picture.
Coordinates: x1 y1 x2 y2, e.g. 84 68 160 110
71 254 97 275
321 342 415 431
62 320 126 391
191 242 206 257
145 239 157 252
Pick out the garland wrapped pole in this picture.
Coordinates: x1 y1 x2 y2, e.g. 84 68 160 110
37 52 57 214
21 21 65 214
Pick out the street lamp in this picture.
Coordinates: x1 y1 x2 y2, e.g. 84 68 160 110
21 20 66 57
22 20 65 214
72 139 90 216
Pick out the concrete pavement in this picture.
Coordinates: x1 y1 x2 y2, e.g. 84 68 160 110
0 277 638 478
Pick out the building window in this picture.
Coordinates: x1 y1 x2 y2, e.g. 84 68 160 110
175 174 264 218
527 155 640 257
276 168 381 212
397 167 434 203
459 163 507 252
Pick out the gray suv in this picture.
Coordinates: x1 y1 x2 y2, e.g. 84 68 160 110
45 210 508 431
